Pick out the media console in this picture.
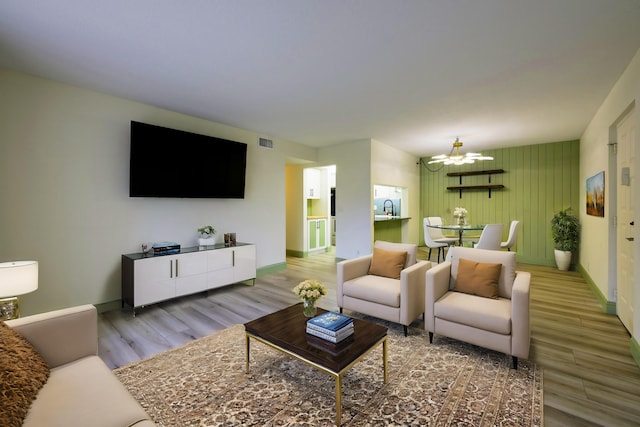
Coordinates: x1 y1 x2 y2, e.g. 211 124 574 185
121 243 256 313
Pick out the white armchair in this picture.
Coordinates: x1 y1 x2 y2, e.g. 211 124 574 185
337 241 432 336
425 246 531 368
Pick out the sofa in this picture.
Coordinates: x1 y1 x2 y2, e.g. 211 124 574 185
337 240 432 336
3 304 154 426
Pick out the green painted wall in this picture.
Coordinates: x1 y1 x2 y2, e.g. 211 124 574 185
420 140 580 266
374 220 403 243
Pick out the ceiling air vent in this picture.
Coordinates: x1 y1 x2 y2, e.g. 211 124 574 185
258 137 274 149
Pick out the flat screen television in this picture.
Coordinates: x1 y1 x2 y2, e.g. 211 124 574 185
129 121 247 198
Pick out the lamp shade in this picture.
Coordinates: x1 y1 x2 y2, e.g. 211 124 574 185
0 261 38 297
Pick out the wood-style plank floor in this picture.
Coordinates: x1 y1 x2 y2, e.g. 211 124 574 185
98 248 640 427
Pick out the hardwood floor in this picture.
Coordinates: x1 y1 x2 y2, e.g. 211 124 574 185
98 248 640 426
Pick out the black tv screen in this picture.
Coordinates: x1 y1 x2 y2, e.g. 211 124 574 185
129 121 247 198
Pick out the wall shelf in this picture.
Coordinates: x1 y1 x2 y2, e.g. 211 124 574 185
446 169 505 198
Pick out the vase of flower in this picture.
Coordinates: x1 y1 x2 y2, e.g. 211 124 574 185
453 207 468 226
302 299 316 317
292 279 327 318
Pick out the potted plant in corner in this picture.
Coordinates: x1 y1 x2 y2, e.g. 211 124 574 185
551 208 580 271
198 225 216 246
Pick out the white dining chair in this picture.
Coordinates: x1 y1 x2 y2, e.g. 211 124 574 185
472 224 504 250
423 218 456 262
501 220 520 251
426 217 459 245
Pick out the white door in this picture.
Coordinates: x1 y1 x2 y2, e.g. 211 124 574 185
616 108 636 334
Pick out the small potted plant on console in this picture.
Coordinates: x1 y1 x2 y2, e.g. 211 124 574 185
198 225 216 246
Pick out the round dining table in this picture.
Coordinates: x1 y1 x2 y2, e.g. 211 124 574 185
426 224 485 246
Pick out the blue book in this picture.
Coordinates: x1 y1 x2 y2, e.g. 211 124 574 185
307 311 353 332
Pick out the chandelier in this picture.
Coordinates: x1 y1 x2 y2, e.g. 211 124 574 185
428 138 493 165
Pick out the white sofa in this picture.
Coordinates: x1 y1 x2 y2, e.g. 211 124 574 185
425 247 531 368
6 305 155 426
337 241 432 336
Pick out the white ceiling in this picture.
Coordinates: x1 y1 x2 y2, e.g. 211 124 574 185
1 1 639 157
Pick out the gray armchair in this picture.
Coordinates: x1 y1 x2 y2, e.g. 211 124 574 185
337 241 432 336
425 246 531 368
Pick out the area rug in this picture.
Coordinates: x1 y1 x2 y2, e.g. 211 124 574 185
114 320 542 426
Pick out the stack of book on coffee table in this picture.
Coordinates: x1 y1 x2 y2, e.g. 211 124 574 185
306 311 354 343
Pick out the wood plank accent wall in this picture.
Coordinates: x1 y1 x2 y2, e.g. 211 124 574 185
420 140 580 266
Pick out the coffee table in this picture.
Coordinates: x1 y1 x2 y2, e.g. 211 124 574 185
244 303 388 425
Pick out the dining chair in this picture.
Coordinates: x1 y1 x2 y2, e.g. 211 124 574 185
501 220 520 251
472 223 504 250
424 218 457 262
426 217 459 245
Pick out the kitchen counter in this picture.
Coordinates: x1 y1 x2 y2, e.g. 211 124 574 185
374 215 411 222
307 216 329 219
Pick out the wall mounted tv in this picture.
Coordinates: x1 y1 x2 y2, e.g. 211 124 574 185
129 121 247 198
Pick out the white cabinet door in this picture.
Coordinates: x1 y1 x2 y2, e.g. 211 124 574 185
233 245 256 282
175 252 208 296
207 247 235 288
304 168 321 199
134 256 176 306
308 219 327 251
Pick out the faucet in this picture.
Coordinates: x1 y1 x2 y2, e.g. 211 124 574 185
383 199 395 216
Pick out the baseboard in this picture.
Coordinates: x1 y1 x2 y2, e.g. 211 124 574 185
94 300 122 314
286 247 331 258
286 249 305 258
578 263 617 315
257 262 286 276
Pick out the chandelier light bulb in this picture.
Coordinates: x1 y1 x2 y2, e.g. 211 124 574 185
428 138 493 165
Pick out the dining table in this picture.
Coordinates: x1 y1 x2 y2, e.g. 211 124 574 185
426 223 486 246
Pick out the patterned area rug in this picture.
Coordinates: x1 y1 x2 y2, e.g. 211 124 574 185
114 319 542 426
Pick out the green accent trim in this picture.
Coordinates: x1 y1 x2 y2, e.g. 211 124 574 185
286 249 306 258
94 300 122 314
631 337 640 369
257 263 286 277
577 263 616 314
286 247 331 258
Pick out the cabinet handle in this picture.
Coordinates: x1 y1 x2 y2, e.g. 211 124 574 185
232 250 235 267
176 259 179 277
170 260 173 278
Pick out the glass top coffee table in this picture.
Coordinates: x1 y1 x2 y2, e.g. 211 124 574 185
244 303 388 426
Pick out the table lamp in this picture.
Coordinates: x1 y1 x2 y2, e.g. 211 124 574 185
0 260 38 320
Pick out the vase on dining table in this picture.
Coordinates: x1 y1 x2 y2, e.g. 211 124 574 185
457 216 467 226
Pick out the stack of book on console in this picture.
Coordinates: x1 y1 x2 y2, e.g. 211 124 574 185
152 242 180 256
306 311 354 343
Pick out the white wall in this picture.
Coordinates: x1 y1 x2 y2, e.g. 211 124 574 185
318 140 372 259
0 68 315 315
580 48 640 343
371 139 422 244
314 138 420 259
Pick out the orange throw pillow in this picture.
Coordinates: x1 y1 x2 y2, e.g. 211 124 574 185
368 247 408 279
454 258 502 298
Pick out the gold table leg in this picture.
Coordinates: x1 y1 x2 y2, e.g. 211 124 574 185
245 334 250 373
335 374 342 425
383 336 388 383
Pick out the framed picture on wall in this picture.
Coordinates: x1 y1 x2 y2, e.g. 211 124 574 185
586 171 605 217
